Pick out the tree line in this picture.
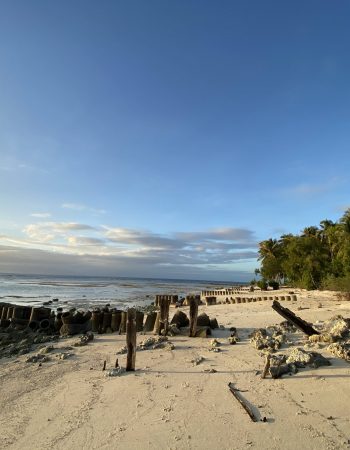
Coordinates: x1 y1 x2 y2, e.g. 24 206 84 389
256 208 350 290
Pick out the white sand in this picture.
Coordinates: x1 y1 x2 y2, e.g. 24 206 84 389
1 290 350 450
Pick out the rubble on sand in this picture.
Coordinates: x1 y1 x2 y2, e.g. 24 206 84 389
116 336 174 354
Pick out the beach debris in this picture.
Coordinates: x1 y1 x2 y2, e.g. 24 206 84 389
117 336 173 354
323 315 349 339
265 348 331 378
26 354 51 363
106 366 126 377
73 331 94 347
210 339 221 347
250 329 283 352
271 300 319 336
102 360 107 371
168 324 181 336
286 348 312 366
327 342 350 362
204 368 217 373
191 355 205 366
228 337 238 345
126 308 137 371
38 345 54 354
228 383 258 422
55 352 71 360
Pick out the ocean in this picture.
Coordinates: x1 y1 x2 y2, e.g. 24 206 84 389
0 273 245 311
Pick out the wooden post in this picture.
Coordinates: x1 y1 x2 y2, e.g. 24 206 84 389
119 311 127 334
126 308 137 371
261 355 271 379
189 296 198 337
159 297 170 335
153 311 161 334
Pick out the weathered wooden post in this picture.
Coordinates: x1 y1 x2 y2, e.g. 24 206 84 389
119 311 127 334
159 296 170 335
126 308 137 371
189 296 198 337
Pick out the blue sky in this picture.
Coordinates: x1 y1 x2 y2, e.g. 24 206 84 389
1 1 350 280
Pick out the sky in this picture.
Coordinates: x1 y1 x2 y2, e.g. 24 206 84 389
1 1 350 281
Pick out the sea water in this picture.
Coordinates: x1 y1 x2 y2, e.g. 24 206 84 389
0 273 244 310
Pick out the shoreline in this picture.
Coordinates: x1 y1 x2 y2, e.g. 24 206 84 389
1 289 350 449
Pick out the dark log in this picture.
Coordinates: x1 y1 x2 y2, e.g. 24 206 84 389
189 296 198 337
228 383 258 422
272 300 319 336
126 308 137 371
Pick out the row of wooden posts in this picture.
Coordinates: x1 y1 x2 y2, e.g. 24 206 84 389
125 295 200 371
204 294 298 305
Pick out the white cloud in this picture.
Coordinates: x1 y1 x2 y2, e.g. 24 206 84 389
30 213 52 218
286 176 344 198
62 203 106 214
0 222 258 279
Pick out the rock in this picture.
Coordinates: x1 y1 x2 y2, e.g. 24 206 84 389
194 327 211 338
210 339 221 347
197 313 210 327
209 318 219 329
327 342 350 361
269 363 291 378
106 367 126 377
170 310 189 328
38 345 54 354
26 354 51 363
286 348 312 367
191 356 205 366
168 324 180 336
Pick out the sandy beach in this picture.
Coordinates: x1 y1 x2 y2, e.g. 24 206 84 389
1 290 350 450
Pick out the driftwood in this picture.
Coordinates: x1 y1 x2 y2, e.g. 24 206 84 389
189 297 199 337
272 300 319 336
228 383 258 422
126 308 137 371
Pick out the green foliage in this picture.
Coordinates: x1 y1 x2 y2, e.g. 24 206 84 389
268 280 279 290
257 208 350 291
257 279 268 290
321 275 350 292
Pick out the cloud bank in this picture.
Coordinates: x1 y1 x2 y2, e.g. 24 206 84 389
0 221 258 281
